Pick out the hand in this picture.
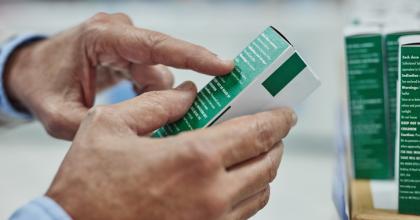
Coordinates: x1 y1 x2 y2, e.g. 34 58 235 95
4 12 233 140
46 81 297 220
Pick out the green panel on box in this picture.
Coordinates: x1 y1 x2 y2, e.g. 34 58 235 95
345 34 392 179
262 53 305 97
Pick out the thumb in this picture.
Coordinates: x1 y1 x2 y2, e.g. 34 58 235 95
114 81 197 135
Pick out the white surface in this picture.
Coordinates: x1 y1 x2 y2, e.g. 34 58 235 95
371 180 398 210
0 1 344 219
370 180 398 210
217 45 321 124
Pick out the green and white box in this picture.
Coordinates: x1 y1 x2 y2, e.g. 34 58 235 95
153 26 320 137
344 26 392 179
398 35 420 215
384 25 420 174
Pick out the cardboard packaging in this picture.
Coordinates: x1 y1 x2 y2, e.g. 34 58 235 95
397 35 420 215
383 26 420 174
153 26 320 138
344 26 392 179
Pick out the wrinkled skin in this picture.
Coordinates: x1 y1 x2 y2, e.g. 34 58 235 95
5 12 297 220
5 12 233 140
46 83 296 220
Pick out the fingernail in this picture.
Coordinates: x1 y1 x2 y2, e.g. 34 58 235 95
176 81 196 91
220 59 234 67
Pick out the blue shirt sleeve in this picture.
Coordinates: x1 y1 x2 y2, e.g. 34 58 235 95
0 34 46 121
10 196 72 220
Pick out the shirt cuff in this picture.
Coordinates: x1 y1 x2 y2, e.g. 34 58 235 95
10 196 72 220
0 34 46 121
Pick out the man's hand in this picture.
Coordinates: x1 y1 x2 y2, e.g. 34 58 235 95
4 12 233 140
46 81 296 220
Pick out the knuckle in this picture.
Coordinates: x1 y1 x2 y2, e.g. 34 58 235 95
142 89 163 100
259 188 271 209
41 103 79 139
43 108 68 138
267 154 278 182
148 31 170 48
181 137 220 172
235 188 270 220
251 114 273 151
161 70 175 88
141 91 171 119
86 105 113 124
113 12 132 22
82 13 113 35
146 31 170 63
115 12 129 17
91 12 112 23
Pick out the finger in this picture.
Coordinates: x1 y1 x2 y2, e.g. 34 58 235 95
109 27 234 75
182 108 296 168
227 186 270 220
81 66 96 107
95 66 123 92
112 81 197 135
130 64 174 94
227 143 283 205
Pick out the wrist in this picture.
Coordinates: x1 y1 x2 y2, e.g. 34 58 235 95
46 179 87 219
10 196 72 220
4 39 44 113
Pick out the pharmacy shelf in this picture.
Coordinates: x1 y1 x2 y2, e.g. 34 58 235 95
336 104 420 220
349 180 420 220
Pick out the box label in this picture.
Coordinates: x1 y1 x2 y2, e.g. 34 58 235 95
153 27 289 137
345 34 391 179
385 32 420 171
398 45 420 215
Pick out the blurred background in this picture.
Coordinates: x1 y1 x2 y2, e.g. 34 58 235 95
0 0 347 219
